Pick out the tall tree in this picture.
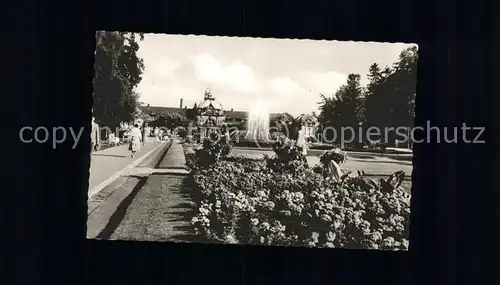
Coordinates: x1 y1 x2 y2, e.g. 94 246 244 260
318 73 364 142
364 63 393 131
390 46 418 128
272 112 295 135
366 63 383 85
340 74 365 125
163 112 190 130
93 31 145 129
363 46 418 145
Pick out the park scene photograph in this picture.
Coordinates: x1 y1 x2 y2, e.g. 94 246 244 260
87 32 417 251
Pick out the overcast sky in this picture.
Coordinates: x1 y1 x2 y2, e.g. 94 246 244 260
134 34 415 116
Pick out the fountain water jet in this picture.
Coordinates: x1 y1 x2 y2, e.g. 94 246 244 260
247 99 270 142
230 99 277 146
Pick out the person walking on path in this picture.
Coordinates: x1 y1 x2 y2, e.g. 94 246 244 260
224 127 231 143
142 122 148 146
296 125 308 156
154 127 159 141
128 124 142 158
91 117 101 152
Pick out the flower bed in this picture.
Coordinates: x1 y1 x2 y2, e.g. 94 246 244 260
189 137 411 250
308 142 340 150
183 142 199 170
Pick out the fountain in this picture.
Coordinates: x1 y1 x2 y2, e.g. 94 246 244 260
247 99 270 141
231 99 278 146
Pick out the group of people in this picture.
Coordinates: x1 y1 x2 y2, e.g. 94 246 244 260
128 123 171 158
152 127 170 142
91 116 175 158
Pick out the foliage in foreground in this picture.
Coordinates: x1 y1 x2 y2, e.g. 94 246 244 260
189 137 410 250
264 134 309 175
191 159 410 250
193 132 233 168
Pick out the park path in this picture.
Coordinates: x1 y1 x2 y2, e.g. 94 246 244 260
89 140 162 192
88 140 202 242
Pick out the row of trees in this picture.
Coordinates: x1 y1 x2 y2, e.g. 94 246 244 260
317 46 418 146
93 31 145 129
149 112 190 130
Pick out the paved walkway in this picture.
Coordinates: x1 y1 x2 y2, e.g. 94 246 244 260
89 141 162 192
87 139 200 242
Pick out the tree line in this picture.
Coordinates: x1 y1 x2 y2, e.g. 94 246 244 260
317 46 418 147
92 32 417 148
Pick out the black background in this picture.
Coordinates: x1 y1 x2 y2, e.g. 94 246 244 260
5 0 496 284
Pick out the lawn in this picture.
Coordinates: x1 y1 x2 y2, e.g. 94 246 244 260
231 147 413 193
231 147 412 174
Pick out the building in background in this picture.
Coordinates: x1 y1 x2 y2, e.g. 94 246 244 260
138 88 319 141
295 113 319 139
192 88 226 140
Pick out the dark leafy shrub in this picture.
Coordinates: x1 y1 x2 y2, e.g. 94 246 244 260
177 128 188 138
312 164 323 174
185 135 194 143
195 132 233 168
319 148 348 166
264 135 308 175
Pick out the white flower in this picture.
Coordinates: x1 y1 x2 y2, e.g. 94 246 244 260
225 235 237 244
333 220 342 230
261 222 270 230
257 190 266 197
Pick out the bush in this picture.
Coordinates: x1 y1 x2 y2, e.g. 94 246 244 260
177 128 188 138
183 142 199 169
319 148 348 166
191 157 410 250
195 132 233 168
264 135 309 175
368 140 388 150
